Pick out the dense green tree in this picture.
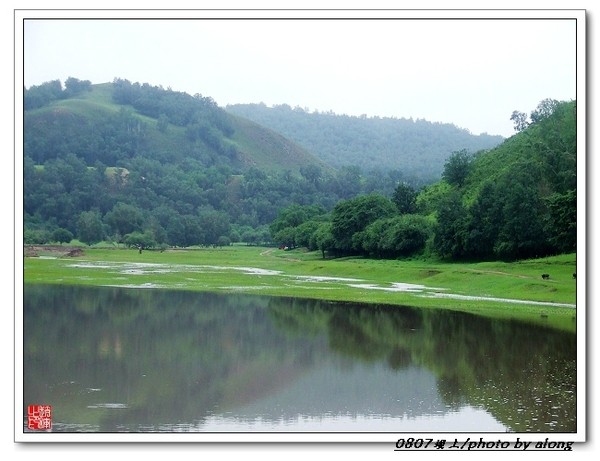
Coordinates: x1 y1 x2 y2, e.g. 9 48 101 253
294 220 322 248
43 153 88 193
545 189 576 253
312 222 335 258
24 80 64 110
51 228 74 245
36 192 76 232
392 182 417 214
104 202 145 240
76 211 105 246
63 77 92 97
197 208 230 245
111 78 234 136
493 166 548 260
146 218 168 245
362 215 431 258
273 226 297 248
217 236 231 247
464 181 503 259
238 225 271 246
533 102 577 194
359 218 395 257
269 204 326 238
530 98 559 124
415 181 453 216
24 228 51 245
123 231 157 251
331 194 397 254
164 214 204 247
25 101 144 165
240 227 260 245
382 214 431 257
442 149 472 188
433 191 468 260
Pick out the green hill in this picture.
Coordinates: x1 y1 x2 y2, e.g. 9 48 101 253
266 99 577 262
422 99 577 260
465 100 576 201
23 78 386 248
227 103 505 183
25 81 328 175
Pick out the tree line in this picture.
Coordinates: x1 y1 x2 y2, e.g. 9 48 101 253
24 154 407 249
24 77 92 110
269 99 577 261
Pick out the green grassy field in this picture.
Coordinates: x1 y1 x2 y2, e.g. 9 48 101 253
23 245 578 332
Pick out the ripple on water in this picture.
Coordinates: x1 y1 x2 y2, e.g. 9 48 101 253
87 403 129 409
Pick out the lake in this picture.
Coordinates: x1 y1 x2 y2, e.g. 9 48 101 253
22 285 576 434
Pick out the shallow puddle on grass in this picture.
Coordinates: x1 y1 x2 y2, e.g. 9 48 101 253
290 275 364 283
67 261 283 276
67 260 575 308
422 291 576 308
348 282 446 293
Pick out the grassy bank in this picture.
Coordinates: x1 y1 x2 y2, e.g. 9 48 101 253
23 245 578 332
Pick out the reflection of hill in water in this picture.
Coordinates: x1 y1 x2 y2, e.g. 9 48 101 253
23 285 576 433
231 363 445 418
205 362 507 432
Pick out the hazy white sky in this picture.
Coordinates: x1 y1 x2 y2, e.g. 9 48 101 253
22 13 578 137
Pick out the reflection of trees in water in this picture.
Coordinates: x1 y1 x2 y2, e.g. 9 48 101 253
24 285 575 432
418 310 576 431
269 299 423 365
270 298 576 432
24 286 324 431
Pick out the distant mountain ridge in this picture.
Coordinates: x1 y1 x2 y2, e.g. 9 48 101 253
227 103 504 183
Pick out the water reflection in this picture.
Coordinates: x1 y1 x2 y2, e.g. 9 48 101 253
23 285 576 433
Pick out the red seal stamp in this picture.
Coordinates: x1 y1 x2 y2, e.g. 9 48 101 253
27 404 52 430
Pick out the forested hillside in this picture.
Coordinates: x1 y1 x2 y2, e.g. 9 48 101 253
23 78 576 262
227 103 504 183
24 78 404 248
25 78 329 174
269 99 577 261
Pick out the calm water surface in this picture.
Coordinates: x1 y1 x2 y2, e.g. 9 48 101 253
23 285 576 433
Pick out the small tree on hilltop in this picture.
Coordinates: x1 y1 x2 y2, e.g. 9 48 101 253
510 110 529 132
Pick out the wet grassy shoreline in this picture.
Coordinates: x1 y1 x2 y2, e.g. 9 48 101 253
23 245 578 332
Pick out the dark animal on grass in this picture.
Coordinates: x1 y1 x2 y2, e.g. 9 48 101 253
573 273 576 279
542 274 550 280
